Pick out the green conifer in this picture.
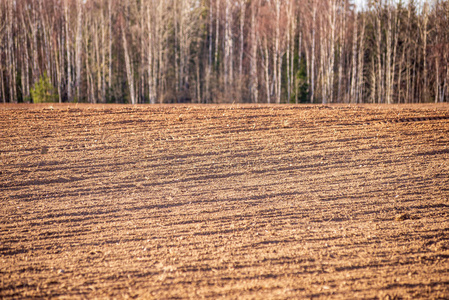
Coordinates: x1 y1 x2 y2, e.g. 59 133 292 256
31 73 58 103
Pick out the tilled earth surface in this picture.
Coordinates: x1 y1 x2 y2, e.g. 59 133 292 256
1 104 449 299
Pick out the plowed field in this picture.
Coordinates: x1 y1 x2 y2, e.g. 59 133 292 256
1 104 449 299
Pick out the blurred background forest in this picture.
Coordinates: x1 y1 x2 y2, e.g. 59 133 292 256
0 0 448 104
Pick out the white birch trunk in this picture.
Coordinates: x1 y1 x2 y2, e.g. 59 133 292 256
337 0 346 102
94 19 101 103
206 0 213 103
385 0 392 104
238 0 246 101
326 0 337 104
147 2 156 104
100 0 107 103
422 1 429 102
390 8 399 104
405 1 412 103
351 11 358 103
289 1 296 104
20 11 30 100
65 0 72 102
108 0 112 91
297 30 302 104
224 0 233 92
441 52 449 102
357 11 365 103
370 55 376 103
310 2 316 103
54 29 62 103
250 0 258 103
273 0 280 104
215 0 220 71
121 11 136 105
376 0 383 103
75 0 83 101
263 37 271 103
0 4 4 102
7 1 16 102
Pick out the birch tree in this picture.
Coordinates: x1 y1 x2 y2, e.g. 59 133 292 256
324 0 337 104
350 10 358 103
421 0 429 101
6 0 17 102
250 0 259 103
224 0 234 94
120 1 136 105
0 0 5 102
310 0 317 102
238 0 247 101
357 10 366 103
75 0 83 101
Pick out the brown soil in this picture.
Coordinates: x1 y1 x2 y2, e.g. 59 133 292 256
1 104 449 299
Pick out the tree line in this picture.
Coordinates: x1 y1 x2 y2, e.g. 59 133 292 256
0 0 448 104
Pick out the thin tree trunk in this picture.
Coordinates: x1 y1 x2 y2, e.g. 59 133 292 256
397 46 405 103
7 1 17 102
30 2 39 84
100 0 106 103
179 1 187 100
263 37 271 103
376 1 383 103
75 0 83 101
273 0 280 104
40 0 52 82
206 0 213 103
289 1 296 104
121 9 136 105
157 1 165 104
287 4 291 104
0 3 4 102
238 0 246 102
297 30 302 104
108 0 113 91
196 53 201 103
278 52 283 104
215 0 220 72
250 0 258 103
85 26 93 103
337 0 345 103
147 2 156 104
405 0 413 103
422 1 429 102
54 30 62 103
351 11 358 103
370 55 376 103
224 0 233 94
174 0 179 100
441 48 449 102
357 11 365 103
94 19 101 104
310 1 316 103
320 18 327 103
59 33 65 102
390 7 399 103
1 61 5 102
65 0 72 102
20 11 30 101
327 0 337 104
435 56 439 103
385 0 392 104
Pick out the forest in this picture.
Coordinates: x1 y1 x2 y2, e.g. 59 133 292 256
0 0 448 104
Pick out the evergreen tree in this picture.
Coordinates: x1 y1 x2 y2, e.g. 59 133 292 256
31 73 58 103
